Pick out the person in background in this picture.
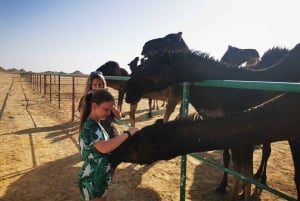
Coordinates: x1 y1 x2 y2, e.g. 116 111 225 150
78 89 139 201
78 71 122 138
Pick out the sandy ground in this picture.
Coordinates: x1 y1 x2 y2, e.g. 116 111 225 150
0 72 297 201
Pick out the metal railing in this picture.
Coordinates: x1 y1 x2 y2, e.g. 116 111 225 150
179 80 298 201
21 72 298 200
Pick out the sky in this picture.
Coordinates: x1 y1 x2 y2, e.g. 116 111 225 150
1 0 300 74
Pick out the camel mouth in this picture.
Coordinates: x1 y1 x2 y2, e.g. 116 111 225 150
125 92 142 104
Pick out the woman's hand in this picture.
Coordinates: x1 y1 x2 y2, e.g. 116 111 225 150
127 127 139 136
111 103 122 119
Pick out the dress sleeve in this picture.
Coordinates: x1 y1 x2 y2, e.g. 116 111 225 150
81 120 106 148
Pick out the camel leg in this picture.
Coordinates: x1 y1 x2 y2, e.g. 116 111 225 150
216 148 230 194
162 99 180 123
152 99 159 110
147 98 153 118
118 89 125 117
129 103 137 127
289 139 300 200
254 143 271 184
229 148 242 201
240 146 254 201
151 98 156 109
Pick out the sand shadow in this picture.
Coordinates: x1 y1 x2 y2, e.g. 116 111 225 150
12 121 79 136
1 154 81 201
188 151 265 201
188 150 229 201
109 163 161 201
1 155 161 201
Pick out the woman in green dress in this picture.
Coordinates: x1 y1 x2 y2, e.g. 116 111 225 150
78 89 138 201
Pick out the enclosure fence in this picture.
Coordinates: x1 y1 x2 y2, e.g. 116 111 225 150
179 81 299 201
18 72 298 201
19 72 89 121
106 76 299 201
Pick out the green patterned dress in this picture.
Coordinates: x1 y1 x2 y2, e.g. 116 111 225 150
78 118 112 200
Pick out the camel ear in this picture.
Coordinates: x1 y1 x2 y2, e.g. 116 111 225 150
177 32 183 41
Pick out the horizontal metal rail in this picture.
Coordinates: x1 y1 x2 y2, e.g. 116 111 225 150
194 80 300 92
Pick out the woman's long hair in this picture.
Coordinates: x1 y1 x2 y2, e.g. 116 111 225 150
79 89 114 130
84 71 107 94
78 71 107 113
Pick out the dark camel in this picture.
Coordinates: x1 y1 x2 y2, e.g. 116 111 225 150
128 45 291 191
255 47 289 69
217 47 290 195
141 32 189 58
221 45 260 67
96 61 129 114
97 60 179 127
128 56 182 126
125 43 300 200
126 32 190 125
109 92 300 201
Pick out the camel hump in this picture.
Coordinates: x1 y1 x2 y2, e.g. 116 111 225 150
221 46 260 66
97 61 129 76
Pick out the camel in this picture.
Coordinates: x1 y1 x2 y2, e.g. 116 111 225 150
143 34 265 194
255 47 289 69
109 92 300 201
128 46 290 191
97 60 181 127
125 43 300 200
141 32 189 58
96 61 129 114
128 56 156 119
217 46 290 194
247 47 290 184
129 57 166 110
221 45 260 67
139 32 190 121
128 56 182 126
126 43 300 100
125 32 190 125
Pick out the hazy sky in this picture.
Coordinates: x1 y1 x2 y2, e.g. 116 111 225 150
1 0 300 74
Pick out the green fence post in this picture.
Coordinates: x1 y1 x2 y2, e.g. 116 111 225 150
180 82 190 201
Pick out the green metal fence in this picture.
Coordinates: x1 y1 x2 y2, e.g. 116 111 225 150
104 76 299 201
25 73 298 200
179 80 298 201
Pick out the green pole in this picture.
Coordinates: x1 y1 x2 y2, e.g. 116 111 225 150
180 82 190 201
